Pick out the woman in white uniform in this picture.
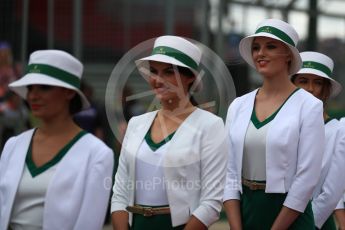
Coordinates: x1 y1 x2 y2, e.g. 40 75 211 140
0 50 114 230
292 53 345 229
111 35 228 230
223 19 325 230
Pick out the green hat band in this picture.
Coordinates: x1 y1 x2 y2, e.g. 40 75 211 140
152 46 198 71
26 64 80 89
255 26 295 47
302 61 332 77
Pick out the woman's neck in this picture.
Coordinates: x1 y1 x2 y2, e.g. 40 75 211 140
158 99 196 126
160 96 194 113
37 115 80 137
261 72 296 96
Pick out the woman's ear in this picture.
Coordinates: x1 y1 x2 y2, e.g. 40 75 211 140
284 48 292 62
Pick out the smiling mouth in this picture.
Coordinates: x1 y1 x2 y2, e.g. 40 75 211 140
257 60 269 66
154 87 168 93
30 104 42 110
257 59 268 63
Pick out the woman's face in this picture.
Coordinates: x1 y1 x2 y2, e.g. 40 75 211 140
148 61 195 102
27 85 75 119
293 74 329 101
252 37 291 77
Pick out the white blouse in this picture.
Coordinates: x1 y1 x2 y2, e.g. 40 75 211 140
10 165 56 230
242 121 271 181
135 140 171 206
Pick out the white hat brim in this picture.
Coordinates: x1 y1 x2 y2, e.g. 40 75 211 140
296 68 342 98
135 54 203 92
239 32 302 75
9 73 90 109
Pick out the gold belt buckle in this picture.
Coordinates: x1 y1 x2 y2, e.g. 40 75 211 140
142 207 153 217
250 181 259 190
242 179 265 190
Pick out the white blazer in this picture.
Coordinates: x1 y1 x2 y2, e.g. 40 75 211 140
336 117 345 211
223 88 325 212
0 129 114 230
312 119 345 228
111 108 228 227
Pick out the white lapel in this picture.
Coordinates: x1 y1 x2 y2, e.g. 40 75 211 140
265 89 300 159
126 111 157 181
163 108 202 168
1 129 34 227
233 90 257 174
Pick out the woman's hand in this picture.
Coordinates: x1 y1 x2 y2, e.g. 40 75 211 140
223 199 242 230
271 206 300 230
111 211 129 230
335 209 345 230
184 215 207 230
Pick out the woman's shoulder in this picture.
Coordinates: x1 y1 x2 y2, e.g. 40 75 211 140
340 117 345 124
294 88 322 105
325 118 340 133
194 108 222 121
79 132 111 150
76 133 114 163
6 128 35 142
227 89 257 112
127 111 157 126
1 129 35 160
191 108 224 129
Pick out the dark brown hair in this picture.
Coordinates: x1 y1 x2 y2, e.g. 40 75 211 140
69 94 83 114
177 66 198 106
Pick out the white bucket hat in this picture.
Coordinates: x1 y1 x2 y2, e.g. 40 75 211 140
239 18 302 75
9 49 90 109
135 35 203 92
295 51 342 98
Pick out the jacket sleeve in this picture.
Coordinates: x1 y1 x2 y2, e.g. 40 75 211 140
73 145 114 230
0 136 17 226
312 126 345 228
223 101 241 201
0 136 17 174
111 119 132 213
283 100 324 212
192 118 228 227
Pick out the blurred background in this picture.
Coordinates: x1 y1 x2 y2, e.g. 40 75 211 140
1 0 345 227
1 0 344 114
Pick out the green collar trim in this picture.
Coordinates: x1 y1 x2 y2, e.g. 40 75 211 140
251 88 300 129
152 46 198 71
302 61 332 77
26 130 87 177
26 64 81 89
145 128 175 151
255 26 295 47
